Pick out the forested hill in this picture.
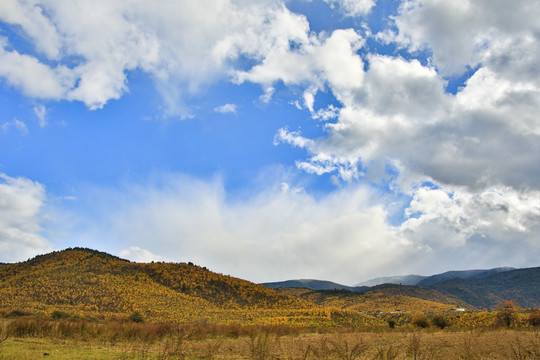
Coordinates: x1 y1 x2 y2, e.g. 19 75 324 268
432 266 540 309
0 248 318 323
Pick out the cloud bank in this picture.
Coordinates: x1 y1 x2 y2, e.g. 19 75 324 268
0 173 52 262
59 174 539 284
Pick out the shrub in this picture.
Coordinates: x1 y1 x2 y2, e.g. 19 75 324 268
431 315 449 329
387 319 396 329
496 300 519 328
51 310 72 320
529 310 540 327
4 310 33 318
7 318 53 337
411 314 429 328
128 311 145 323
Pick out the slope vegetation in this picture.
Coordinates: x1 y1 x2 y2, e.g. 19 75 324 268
432 267 540 309
0 248 328 324
278 286 461 313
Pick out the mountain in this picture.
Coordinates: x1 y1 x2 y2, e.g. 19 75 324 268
265 266 539 310
355 267 515 287
0 248 323 324
417 267 515 287
431 266 540 309
262 279 367 292
355 275 426 287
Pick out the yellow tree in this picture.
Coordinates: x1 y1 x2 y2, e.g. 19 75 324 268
496 300 519 327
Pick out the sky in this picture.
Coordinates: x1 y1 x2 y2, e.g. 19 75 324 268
1 0 539 285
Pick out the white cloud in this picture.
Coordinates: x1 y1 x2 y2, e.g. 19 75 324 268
234 28 365 105
0 0 313 115
323 0 376 17
118 246 167 263
214 103 237 114
0 41 74 100
13 118 28 135
0 0 61 59
397 184 540 272
253 2 540 192
392 0 540 78
33 105 47 128
0 173 52 262
1 118 29 135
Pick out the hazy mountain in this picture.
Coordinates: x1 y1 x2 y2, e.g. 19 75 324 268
262 279 367 292
355 275 426 287
355 267 515 287
417 267 515 287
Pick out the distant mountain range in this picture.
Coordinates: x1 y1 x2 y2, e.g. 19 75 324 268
264 267 516 290
263 279 367 292
355 275 426 287
262 266 540 309
354 267 516 287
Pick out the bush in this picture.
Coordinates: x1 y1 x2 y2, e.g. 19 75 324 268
431 315 449 329
4 310 33 318
128 311 145 323
411 314 429 328
529 310 540 327
496 300 519 328
51 310 72 320
387 319 396 329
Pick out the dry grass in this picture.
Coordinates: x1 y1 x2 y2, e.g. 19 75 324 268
1 317 540 359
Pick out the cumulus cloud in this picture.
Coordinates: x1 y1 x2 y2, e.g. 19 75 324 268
0 41 74 100
398 184 540 273
242 1 540 192
392 0 540 78
0 173 52 262
234 28 365 105
0 0 313 115
229 0 540 272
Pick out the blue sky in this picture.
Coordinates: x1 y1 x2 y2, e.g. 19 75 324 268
1 0 539 285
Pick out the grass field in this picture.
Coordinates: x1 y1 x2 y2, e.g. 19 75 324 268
1 318 539 359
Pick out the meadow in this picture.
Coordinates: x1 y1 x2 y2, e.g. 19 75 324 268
1 312 539 359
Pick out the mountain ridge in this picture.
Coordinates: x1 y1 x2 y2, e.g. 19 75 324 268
264 266 540 309
262 279 367 292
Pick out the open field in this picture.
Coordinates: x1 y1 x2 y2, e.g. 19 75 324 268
1 318 540 359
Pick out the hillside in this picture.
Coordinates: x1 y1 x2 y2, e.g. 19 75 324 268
278 286 462 313
0 248 332 325
432 266 540 309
